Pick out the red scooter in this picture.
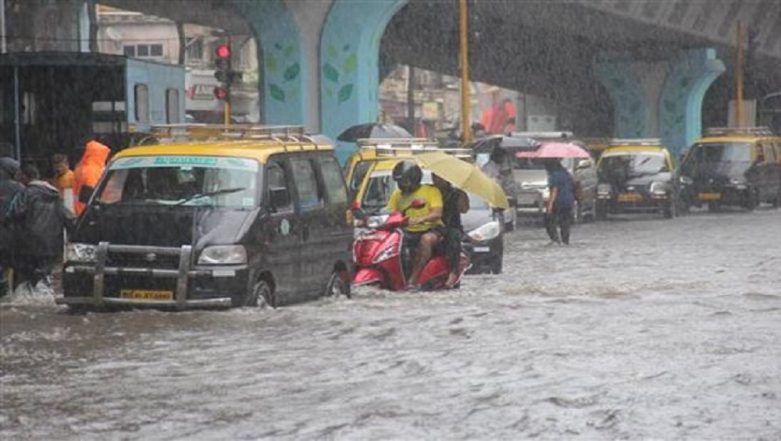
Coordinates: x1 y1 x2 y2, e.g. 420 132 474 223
352 206 470 291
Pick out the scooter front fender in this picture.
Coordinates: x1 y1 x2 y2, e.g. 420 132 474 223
352 268 384 287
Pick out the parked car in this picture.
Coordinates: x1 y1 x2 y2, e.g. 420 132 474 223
58 125 353 310
595 140 679 219
679 127 781 211
463 193 504 274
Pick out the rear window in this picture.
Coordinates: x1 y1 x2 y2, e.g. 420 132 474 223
688 142 751 163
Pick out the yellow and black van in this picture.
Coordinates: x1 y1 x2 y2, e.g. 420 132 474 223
58 125 353 310
679 127 781 211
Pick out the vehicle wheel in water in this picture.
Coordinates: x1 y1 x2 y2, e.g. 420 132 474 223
708 201 720 212
744 188 759 211
595 201 607 220
245 278 275 308
490 256 503 274
663 199 676 219
324 269 351 299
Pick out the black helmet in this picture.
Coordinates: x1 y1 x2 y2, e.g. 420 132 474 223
392 160 422 193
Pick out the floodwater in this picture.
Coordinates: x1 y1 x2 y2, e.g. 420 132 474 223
1 209 780 440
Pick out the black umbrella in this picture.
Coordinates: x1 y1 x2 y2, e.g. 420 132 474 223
337 123 412 142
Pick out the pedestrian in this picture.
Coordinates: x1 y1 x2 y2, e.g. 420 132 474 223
544 158 576 245
0 157 24 296
432 174 469 288
6 163 75 289
51 153 75 211
73 136 110 216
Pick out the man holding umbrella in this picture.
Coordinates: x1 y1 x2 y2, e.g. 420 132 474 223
544 159 576 245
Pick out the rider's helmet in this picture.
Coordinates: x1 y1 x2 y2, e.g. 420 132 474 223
392 160 422 194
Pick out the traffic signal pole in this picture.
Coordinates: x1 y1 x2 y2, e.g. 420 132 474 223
224 101 231 128
459 0 472 144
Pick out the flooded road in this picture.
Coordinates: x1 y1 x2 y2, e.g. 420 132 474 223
2 209 780 440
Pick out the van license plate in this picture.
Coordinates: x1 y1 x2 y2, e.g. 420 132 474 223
617 193 642 202
698 192 721 201
120 290 173 301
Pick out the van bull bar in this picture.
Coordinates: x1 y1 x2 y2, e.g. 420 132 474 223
56 242 236 309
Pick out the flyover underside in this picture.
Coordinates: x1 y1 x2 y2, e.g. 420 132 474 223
381 1 781 103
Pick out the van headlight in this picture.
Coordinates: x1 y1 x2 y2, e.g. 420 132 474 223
649 181 668 195
66 243 97 263
679 176 693 185
597 183 612 196
198 245 247 265
468 221 501 242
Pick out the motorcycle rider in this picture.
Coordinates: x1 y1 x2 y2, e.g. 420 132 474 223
386 160 444 289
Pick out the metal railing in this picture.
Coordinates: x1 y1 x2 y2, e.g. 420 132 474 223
608 138 663 146
356 138 472 158
703 126 775 137
145 124 325 146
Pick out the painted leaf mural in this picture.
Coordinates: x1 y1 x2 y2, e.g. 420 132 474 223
338 84 353 103
284 63 300 82
269 84 286 102
343 53 357 74
323 63 339 83
266 55 278 73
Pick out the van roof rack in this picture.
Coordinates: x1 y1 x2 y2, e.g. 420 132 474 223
356 138 472 158
148 124 324 145
608 138 662 146
703 126 774 137
511 131 574 139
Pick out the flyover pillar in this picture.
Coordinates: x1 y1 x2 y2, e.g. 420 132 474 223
595 49 724 158
320 0 407 162
234 0 308 126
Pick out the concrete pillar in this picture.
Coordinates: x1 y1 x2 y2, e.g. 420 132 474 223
659 48 724 157
233 0 307 126
320 0 407 162
594 49 724 158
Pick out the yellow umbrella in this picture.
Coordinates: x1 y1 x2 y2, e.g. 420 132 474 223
415 151 509 209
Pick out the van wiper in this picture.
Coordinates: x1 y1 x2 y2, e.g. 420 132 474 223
174 187 246 206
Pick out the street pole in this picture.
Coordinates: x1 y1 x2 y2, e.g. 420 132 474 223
459 0 472 144
735 20 744 128
1 0 7 54
13 66 21 159
225 35 232 128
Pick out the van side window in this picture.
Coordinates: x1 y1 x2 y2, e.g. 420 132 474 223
320 156 348 205
267 161 293 213
290 158 324 211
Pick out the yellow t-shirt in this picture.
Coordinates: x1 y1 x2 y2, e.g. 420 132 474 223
386 184 444 233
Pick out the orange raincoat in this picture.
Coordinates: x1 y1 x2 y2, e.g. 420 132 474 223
73 140 110 216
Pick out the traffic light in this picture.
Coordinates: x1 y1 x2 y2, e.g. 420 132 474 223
213 43 240 102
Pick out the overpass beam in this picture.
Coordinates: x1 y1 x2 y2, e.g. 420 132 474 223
320 0 407 162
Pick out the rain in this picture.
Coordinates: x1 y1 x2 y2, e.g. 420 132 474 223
1 1 781 440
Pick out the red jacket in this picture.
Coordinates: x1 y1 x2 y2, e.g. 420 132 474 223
73 140 110 216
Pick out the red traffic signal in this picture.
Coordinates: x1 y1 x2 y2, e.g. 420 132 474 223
213 86 229 101
215 44 231 60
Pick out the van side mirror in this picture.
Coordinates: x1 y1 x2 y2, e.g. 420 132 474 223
78 185 95 204
269 187 290 210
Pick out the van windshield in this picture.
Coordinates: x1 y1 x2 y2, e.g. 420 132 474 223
688 142 751 163
96 156 259 208
600 153 669 178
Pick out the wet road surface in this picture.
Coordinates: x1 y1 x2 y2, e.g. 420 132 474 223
1 209 780 440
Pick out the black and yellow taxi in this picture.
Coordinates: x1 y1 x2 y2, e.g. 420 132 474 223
57 125 353 310
595 140 678 219
679 127 781 211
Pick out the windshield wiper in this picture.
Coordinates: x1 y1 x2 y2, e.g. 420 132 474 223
174 187 246 206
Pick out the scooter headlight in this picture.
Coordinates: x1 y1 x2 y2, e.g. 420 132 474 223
66 243 97 263
366 214 389 229
198 245 247 265
468 221 501 242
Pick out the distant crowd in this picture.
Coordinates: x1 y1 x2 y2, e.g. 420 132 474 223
0 138 111 296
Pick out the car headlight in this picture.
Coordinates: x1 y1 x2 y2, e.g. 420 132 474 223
468 221 501 242
729 178 747 189
541 187 550 201
66 243 97 263
198 245 247 265
597 183 612 195
679 176 693 185
649 181 668 195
